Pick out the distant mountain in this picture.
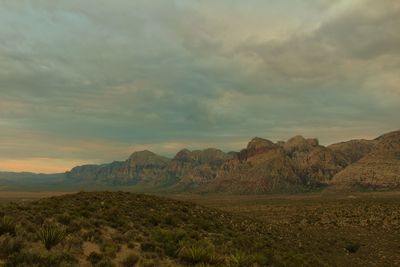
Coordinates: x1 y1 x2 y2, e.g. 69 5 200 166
1 130 399 193
203 135 354 193
0 172 67 190
166 148 232 190
65 148 231 190
330 130 400 189
206 137 300 194
328 139 377 163
66 150 170 186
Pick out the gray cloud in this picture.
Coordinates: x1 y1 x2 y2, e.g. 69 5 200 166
0 0 399 172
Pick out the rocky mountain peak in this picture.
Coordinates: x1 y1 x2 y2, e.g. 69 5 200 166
247 137 276 150
375 130 400 151
173 149 193 162
234 137 279 161
284 135 319 154
127 150 170 165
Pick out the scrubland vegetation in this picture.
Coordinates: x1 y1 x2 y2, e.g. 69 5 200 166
0 191 324 267
1 191 400 266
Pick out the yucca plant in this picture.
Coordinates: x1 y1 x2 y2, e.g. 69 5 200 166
227 251 252 267
37 225 66 250
178 241 219 265
0 216 16 236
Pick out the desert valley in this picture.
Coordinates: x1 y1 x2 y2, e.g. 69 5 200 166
1 0 400 266
1 130 400 266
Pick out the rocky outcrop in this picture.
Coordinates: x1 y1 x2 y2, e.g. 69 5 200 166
283 135 319 156
283 136 348 185
168 148 231 189
66 150 170 185
62 129 400 193
328 139 377 163
236 137 278 161
331 130 400 189
206 138 300 194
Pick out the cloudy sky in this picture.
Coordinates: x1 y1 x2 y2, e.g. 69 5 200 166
0 0 399 173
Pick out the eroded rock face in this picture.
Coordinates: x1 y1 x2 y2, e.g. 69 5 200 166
168 148 231 189
65 130 400 193
279 135 349 185
237 137 278 161
207 138 300 194
66 150 170 185
288 146 348 185
331 131 400 189
328 139 377 163
283 135 319 156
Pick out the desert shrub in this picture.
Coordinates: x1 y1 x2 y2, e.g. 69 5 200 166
83 229 102 243
0 234 23 258
4 251 77 267
121 253 140 267
56 213 72 225
227 251 257 267
273 252 325 267
164 215 180 226
152 228 188 256
100 242 120 258
37 225 66 250
87 251 103 265
141 259 158 267
65 219 82 233
64 235 83 254
178 240 220 265
111 232 126 243
140 241 157 252
0 216 16 236
344 242 360 253
95 258 115 267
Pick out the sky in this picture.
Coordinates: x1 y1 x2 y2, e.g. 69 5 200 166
0 0 399 173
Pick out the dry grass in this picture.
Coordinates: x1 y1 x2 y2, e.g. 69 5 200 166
174 191 400 266
0 191 320 267
2 190 400 266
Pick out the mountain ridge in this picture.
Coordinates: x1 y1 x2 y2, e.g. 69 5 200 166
1 130 399 193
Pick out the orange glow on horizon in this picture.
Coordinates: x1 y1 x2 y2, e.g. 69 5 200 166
0 158 92 174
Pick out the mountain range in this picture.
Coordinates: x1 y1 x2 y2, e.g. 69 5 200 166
1 130 399 193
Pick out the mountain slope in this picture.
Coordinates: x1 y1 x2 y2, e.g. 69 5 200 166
2 130 400 193
166 148 231 190
66 150 170 186
283 136 349 185
206 137 300 193
328 139 378 163
330 130 400 189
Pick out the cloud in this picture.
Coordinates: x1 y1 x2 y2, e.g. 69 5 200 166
0 0 399 172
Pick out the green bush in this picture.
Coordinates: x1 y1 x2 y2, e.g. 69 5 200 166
100 242 120 258
4 251 77 267
0 234 23 259
152 228 188 256
178 240 220 265
140 241 157 252
95 258 115 267
227 251 255 267
87 251 103 265
121 253 140 267
344 242 360 253
37 225 66 250
0 216 16 236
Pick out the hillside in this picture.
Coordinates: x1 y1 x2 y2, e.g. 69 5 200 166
0 192 322 267
331 130 400 189
207 137 301 194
